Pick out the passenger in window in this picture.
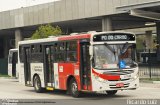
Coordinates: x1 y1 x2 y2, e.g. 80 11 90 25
69 42 76 51
54 43 58 52
67 53 76 61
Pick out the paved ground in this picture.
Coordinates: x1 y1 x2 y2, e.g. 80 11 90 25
0 78 160 105
0 78 160 99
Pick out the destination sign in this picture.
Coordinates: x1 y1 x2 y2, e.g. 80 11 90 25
93 33 135 42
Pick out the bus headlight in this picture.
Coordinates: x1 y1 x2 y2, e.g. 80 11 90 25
98 77 105 82
94 74 106 83
132 73 139 80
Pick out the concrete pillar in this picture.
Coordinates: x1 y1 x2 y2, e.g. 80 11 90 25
15 29 23 48
156 22 160 45
145 31 153 50
102 17 112 31
156 22 160 61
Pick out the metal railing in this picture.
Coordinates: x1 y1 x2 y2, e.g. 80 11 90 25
137 49 160 79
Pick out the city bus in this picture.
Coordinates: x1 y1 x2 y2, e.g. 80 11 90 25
18 31 139 97
8 48 18 77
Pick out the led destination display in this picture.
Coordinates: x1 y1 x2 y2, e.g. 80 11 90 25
93 33 135 42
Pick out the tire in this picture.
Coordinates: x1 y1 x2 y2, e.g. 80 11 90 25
33 75 45 93
69 78 81 97
106 90 117 95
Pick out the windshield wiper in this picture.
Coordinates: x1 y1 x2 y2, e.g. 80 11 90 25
104 43 116 61
121 42 132 54
104 43 115 54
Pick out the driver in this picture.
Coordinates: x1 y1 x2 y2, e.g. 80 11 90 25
120 47 132 64
120 47 131 58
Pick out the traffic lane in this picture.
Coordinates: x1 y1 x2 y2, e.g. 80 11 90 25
0 78 72 99
0 78 160 99
0 78 129 99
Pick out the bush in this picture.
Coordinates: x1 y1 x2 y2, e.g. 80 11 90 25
31 24 62 39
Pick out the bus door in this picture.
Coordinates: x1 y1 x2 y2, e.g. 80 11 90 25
12 52 18 77
44 45 54 88
8 50 17 77
23 47 31 85
80 42 91 90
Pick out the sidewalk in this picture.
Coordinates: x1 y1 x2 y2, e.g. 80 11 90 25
140 81 160 88
0 76 17 79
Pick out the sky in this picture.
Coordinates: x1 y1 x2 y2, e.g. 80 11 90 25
0 0 59 12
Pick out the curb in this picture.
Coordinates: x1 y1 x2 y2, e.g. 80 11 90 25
140 80 153 83
0 77 17 79
140 80 160 84
153 81 160 84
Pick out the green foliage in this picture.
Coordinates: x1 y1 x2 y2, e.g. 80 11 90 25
31 24 62 39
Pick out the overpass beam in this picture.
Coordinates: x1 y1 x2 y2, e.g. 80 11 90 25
102 17 112 31
15 29 23 48
130 9 160 21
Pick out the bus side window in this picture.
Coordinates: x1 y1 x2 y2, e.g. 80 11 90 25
66 41 77 62
31 45 35 53
13 52 18 63
19 46 24 63
54 42 65 62
31 44 43 63
9 53 12 64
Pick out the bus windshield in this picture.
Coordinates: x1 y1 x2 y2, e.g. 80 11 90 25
93 43 137 70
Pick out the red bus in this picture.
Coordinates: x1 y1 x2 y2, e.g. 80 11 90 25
18 31 139 97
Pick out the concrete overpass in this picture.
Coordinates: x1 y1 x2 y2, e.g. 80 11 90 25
0 0 160 59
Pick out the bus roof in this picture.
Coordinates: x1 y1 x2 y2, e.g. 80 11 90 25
18 34 91 45
18 31 135 45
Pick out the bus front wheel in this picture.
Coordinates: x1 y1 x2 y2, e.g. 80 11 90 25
106 90 117 95
69 78 81 97
33 75 44 93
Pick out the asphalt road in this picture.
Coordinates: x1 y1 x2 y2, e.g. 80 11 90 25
0 78 160 105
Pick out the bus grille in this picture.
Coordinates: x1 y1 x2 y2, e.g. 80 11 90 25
103 70 134 75
108 78 130 81
109 83 129 88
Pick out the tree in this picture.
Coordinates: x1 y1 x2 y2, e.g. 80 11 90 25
31 24 62 39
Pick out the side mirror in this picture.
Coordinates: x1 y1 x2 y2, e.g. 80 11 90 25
133 44 136 48
89 46 93 56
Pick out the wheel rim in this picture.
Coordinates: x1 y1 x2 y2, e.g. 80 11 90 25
35 77 40 90
71 82 78 94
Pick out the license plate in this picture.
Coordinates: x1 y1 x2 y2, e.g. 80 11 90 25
116 83 124 87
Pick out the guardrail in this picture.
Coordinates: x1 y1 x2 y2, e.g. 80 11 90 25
137 49 160 79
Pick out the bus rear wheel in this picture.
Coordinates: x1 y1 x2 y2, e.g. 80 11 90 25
106 90 117 95
34 75 44 93
69 78 81 97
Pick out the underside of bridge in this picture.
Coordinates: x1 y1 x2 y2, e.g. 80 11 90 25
0 14 157 59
